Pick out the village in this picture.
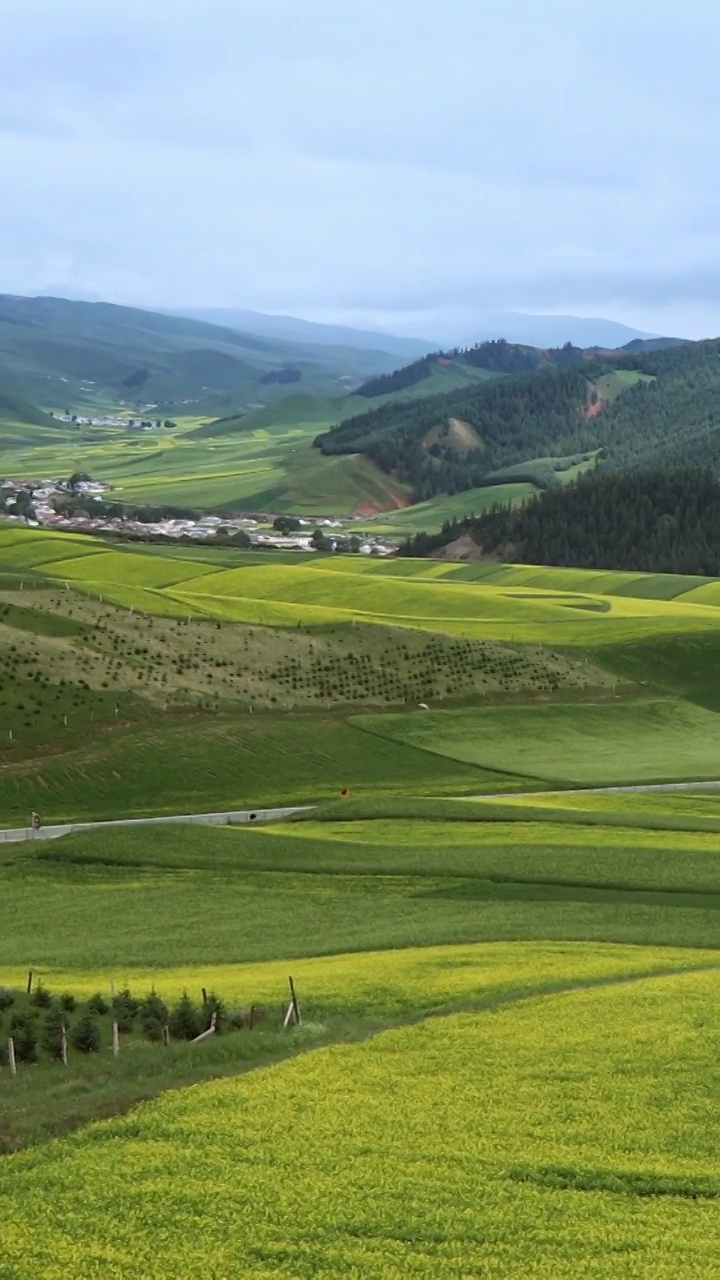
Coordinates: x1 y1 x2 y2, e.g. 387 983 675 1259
0 475 398 555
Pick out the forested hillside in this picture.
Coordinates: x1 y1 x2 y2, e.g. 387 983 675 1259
403 469 720 576
316 338 720 502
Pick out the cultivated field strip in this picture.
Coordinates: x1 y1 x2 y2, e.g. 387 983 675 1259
3 528 720 644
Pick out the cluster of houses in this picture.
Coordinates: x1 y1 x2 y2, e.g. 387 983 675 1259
0 478 397 555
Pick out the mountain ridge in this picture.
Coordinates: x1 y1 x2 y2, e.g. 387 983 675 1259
0 294 407 413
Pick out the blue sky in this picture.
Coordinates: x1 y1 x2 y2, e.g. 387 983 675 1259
2 0 719 337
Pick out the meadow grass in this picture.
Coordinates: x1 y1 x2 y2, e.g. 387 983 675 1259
3 789 720 1151
353 697 720 786
0 709 503 826
1 969 719 1277
5 802 720 977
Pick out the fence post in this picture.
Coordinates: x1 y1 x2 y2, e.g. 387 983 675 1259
26 969 33 996
289 976 301 1026
7 1037 16 1077
61 1021 68 1067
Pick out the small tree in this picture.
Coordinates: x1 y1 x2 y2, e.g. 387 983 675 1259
9 1012 38 1064
139 991 168 1041
30 981 53 1009
111 987 139 1033
86 992 109 1016
41 1007 66 1061
168 993 202 1041
311 529 331 552
71 1013 101 1054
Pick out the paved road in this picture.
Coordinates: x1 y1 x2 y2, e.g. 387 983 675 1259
481 780 720 799
2 779 719 845
0 805 313 845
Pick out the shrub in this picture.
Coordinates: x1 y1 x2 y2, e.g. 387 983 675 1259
71 1014 101 1054
112 987 139 1032
41 1008 67 1062
142 1016 165 1043
168 993 202 1042
9 1013 38 1064
30 982 53 1009
60 993 77 1013
86 992 109 1016
0 988 15 1013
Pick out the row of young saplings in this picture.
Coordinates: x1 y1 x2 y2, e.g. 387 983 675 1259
0 976 302 1073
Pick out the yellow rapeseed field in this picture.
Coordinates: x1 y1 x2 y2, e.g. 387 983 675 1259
0 969 718 1278
3 940 715 1016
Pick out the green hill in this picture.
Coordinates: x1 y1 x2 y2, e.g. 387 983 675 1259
0 294 406 414
0 382 51 430
404 467 720 576
315 337 720 504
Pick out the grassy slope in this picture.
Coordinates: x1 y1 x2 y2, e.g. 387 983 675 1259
3 973 717 1279
3 532 720 825
8 972 712 1274
2 795 720 1150
0 294 405 408
353 698 720 787
0 415 409 514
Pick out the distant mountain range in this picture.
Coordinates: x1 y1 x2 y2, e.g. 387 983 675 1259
169 307 437 360
0 294 410 419
170 305 677 357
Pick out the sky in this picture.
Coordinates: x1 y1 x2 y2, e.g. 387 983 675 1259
2 0 720 340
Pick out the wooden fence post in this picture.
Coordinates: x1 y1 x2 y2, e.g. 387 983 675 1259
110 981 119 1057
7 1037 16 1077
289 976 301 1026
61 1021 68 1067
162 1025 170 1047
26 969 33 996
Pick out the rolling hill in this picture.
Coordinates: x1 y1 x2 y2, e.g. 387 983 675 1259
314 336 720 504
404 468 720 576
0 294 408 415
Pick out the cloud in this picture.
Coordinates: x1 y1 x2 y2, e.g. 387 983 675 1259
1 0 720 336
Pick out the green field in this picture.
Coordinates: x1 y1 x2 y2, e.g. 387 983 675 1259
356 481 538 534
3 528 720 1277
3 969 717 1278
354 698 720 787
4 528 720 648
0 410 411 515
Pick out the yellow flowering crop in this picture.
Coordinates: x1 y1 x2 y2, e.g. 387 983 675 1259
1 968 719 1278
3 939 716 1016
